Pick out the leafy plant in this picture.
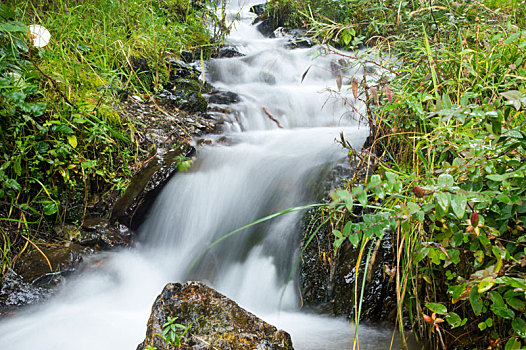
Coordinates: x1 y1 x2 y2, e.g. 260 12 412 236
156 316 194 348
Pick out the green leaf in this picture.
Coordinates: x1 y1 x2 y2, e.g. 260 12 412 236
505 337 521 350
0 21 28 33
20 102 46 116
491 306 515 319
478 277 495 293
357 187 367 207
4 178 21 191
67 135 78 148
470 286 484 316
349 232 361 248
512 318 526 338
450 192 467 219
425 302 447 315
506 296 525 310
496 277 526 290
437 173 454 189
42 201 58 215
342 221 352 237
435 192 450 213
445 312 462 328
486 174 504 182
489 291 505 307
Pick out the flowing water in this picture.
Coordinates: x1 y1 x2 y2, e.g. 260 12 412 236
0 1 402 349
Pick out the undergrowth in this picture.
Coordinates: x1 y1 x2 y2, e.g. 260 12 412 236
0 0 222 278
268 0 526 348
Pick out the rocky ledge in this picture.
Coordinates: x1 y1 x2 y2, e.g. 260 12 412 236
137 282 294 350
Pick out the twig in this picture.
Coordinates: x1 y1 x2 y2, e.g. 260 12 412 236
26 55 75 107
262 107 284 128
321 44 402 78
20 235 53 273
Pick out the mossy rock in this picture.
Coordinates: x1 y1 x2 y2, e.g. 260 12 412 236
137 282 294 350
171 78 212 94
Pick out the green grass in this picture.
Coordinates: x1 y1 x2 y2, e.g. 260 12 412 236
0 0 222 277
269 0 526 348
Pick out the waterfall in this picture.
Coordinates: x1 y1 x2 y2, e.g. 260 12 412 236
0 2 400 349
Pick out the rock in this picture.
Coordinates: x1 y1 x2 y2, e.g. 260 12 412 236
0 271 51 310
216 46 245 58
111 144 195 230
287 37 315 49
207 90 241 105
137 282 294 350
158 89 208 113
1 244 89 309
250 4 266 16
130 56 154 91
259 72 276 85
77 218 132 248
167 59 201 80
300 210 396 321
256 19 277 38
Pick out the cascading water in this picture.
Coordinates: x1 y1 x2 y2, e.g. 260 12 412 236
0 1 401 349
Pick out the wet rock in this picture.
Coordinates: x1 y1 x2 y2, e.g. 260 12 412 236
137 282 294 350
166 78 210 94
1 244 89 309
0 271 52 309
216 46 245 58
300 211 396 321
111 144 195 230
207 90 241 105
76 218 132 248
287 37 315 49
256 19 277 38
130 56 154 91
250 4 266 16
167 59 202 80
158 89 208 113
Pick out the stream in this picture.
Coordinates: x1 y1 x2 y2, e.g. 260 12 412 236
0 1 401 349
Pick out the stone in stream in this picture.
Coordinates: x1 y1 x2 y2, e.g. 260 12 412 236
207 90 241 105
137 282 294 350
0 244 88 311
110 144 196 230
216 46 245 58
249 4 266 16
256 19 277 38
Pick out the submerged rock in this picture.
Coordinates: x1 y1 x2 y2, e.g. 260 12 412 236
256 19 277 38
137 282 294 350
207 90 241 105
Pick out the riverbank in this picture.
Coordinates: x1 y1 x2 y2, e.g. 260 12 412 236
266 0 526 348
0 0 225 308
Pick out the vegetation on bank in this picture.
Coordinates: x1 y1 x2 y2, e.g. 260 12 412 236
267 0 526 348
0 0 221 278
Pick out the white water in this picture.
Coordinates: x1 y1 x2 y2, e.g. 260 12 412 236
0 1 400 349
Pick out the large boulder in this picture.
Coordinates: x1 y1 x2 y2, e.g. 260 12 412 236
137 282 294 350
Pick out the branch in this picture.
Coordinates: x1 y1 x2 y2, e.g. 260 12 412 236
262 107 283 128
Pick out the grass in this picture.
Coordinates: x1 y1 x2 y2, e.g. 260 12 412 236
0 0 222 278
266 0 526 348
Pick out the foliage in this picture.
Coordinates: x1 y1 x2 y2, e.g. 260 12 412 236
0 0 220 278
281 0 526 348
155 316 194 349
